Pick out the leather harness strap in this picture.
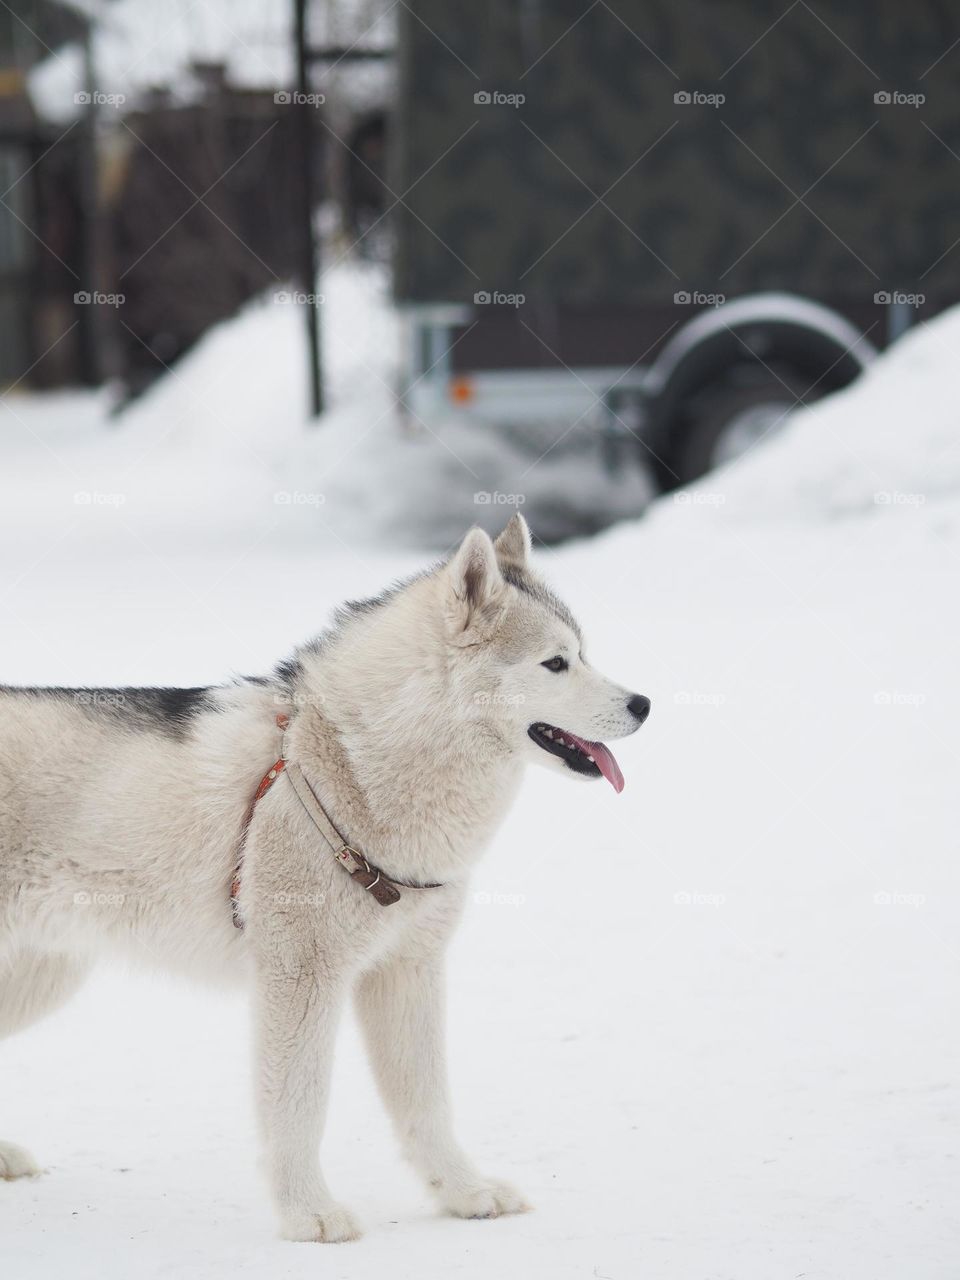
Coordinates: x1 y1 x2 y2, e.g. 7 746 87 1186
230 735 286 928
230 713 441 928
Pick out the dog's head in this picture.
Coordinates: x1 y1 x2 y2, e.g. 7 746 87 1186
444 514 649 791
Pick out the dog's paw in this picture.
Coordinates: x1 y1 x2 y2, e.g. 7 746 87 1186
0 1141 40 1181
442 1178 531 1220
281 1204 362 1243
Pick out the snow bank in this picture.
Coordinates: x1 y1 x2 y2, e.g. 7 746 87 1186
676 307 960 522
0 259 651 554
7 247 958 561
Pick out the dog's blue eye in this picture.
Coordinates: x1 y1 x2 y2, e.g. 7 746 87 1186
541 656 568 673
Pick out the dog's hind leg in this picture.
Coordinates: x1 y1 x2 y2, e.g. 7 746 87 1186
0 947 90 1179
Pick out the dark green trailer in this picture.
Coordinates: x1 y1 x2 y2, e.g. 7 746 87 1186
392 0 959 486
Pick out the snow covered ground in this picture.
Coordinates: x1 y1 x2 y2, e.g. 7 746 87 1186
0 261 650 560
1 267 959 1278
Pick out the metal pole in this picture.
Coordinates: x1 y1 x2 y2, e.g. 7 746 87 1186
295 0 323 417
77 25 101 385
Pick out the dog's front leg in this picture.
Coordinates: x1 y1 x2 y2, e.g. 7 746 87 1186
356 954 530 1220
255 959 359 1242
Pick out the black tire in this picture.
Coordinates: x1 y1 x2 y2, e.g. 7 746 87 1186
669 360 814 486
651 318 868 490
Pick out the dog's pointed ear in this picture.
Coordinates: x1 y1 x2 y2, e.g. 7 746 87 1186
445 526 506 638
494 513 532 570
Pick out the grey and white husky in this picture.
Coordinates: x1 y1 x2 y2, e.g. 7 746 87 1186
0 515 649 1241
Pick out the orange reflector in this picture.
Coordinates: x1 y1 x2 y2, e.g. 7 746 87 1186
449 377 474 404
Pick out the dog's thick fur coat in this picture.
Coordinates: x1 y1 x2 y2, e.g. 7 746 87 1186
0 516 647 1239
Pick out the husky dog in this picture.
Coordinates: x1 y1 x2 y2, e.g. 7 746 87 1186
0 515 649 1241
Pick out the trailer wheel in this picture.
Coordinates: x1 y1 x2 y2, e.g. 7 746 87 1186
647 300 877 491
667 359 815 486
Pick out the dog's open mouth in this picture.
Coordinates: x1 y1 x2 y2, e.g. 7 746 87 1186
527 723 625 793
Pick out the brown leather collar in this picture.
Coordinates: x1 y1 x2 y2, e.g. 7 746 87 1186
231 713 442 928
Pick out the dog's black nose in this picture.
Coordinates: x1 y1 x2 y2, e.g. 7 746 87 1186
627 694 651 724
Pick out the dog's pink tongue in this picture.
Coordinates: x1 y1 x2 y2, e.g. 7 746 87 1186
565 731 625 793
